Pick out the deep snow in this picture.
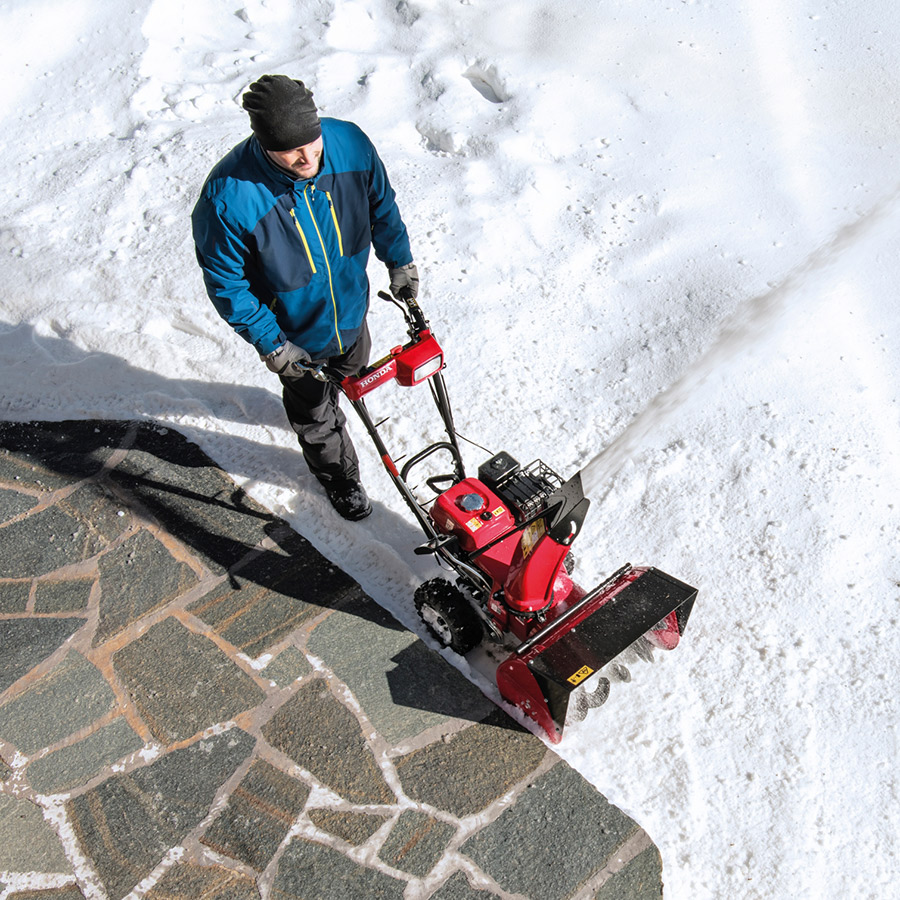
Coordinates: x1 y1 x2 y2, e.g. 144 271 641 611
2 1 899 897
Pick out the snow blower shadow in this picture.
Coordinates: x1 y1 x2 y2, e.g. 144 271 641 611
0 327 513 725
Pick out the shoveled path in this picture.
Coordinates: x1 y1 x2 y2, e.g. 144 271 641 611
0 419 664 900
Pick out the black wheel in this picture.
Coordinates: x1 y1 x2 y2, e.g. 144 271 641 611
414 578 482 655
563 552 576 575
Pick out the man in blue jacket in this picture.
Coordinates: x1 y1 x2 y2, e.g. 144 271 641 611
192 75 419 520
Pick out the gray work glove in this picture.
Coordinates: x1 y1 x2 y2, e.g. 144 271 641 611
264 340 311 377
389 262 419 300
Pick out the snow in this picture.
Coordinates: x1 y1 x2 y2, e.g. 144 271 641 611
2 1 899 897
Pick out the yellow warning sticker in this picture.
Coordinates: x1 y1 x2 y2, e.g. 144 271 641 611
466 517 483 533
567 665 594 686
521 519 546 557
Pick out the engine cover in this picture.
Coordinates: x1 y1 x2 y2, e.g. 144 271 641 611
431 478 516 553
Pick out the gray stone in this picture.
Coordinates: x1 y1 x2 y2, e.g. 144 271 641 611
201 759 310 871
395 709 547 818
145 863 260 900
271 838 406 900
0 794 72 873
261 647 311 687
27 717 144 795
593 846 663 900
112 617 266 745
66 728 255 900
0 420 128 491
430 872 499 898
0 651 116 754
188 529 362 658
460 764 638 900
94 530 197 645
7 887 86 900
307 808 388 846
378 810 455 878
33 577 94 613
262 679 393 805
108 424 281 575
0 482 128 578
0 488 37 522
307 596 493 745
0 617 85 693
0 580 30 612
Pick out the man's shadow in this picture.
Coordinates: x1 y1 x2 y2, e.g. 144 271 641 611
0 323 506 726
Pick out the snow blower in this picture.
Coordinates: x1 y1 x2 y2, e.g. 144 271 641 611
312 291 697 744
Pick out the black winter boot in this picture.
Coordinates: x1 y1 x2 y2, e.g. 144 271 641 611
324 480 372 521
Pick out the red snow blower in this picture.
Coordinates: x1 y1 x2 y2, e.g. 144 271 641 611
320 291 697 744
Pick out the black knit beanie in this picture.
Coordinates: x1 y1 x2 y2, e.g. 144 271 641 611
242 75 321 151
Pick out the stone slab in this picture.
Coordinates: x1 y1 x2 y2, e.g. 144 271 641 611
95 529 197 645
593 846 663 900
0 651 116 754
271 838 405 900
0 794 72 873
145 863 260 899
33 577 94 613
460 763 638 900
108 423 281 575
0 420 129 491
378 809 456 878
430 872 499 899
260 647 311 687
112 617 266 745
200 759 310 872
0 617 86 694
0 483 128 578
0 488 37 522
7 888 86 900
395 709 547 818
188 529 363 658
0 580 30 613
307 595 493 746
66 728 255 900
262 679 393 805
307 808 388 846
27 717 145 796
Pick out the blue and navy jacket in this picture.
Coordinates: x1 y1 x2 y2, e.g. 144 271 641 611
192 118 412 359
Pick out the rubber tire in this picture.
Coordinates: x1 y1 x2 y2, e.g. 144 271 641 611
414 578 483 655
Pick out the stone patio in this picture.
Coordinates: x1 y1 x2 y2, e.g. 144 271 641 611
0 420 665 899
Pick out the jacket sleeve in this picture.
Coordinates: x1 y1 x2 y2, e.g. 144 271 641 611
191 195 285 356
366 143 413 270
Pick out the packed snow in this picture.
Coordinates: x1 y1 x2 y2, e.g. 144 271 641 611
2 1 899 897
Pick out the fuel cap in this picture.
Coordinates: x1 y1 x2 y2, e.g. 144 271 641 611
457 492 485 512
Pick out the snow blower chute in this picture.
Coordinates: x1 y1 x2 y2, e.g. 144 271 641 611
312 292 697 744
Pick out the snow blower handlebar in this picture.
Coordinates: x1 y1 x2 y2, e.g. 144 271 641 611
377 289 429 338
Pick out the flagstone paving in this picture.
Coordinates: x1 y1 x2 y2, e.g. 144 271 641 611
0 420 665 899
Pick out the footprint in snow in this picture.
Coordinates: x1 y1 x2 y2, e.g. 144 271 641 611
463 63 510 104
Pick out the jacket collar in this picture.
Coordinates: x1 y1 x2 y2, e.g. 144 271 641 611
249 134 327 189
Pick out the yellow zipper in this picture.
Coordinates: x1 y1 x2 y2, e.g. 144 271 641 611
304 186 343 353
289 208 317 273
324 191 344 256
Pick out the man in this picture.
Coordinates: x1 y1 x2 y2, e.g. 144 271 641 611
192 75 419 520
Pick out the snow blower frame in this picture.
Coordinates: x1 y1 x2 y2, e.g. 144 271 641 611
317 291 697 743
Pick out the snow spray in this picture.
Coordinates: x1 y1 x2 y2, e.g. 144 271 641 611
580 188 900 498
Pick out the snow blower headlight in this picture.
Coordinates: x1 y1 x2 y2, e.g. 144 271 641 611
412 354 443 382
396 334 444 386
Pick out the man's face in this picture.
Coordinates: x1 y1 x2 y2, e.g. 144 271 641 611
266 136 324 179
